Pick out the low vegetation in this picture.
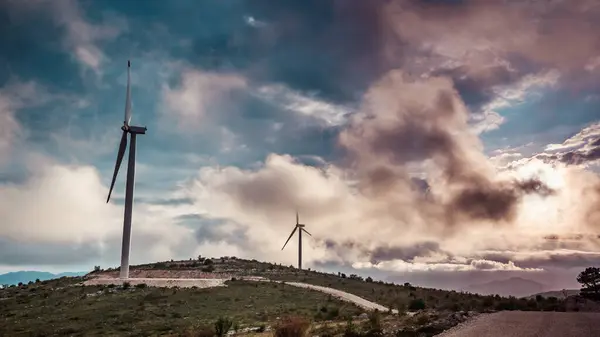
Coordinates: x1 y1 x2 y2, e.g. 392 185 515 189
0 277 359 336
3 257 584 336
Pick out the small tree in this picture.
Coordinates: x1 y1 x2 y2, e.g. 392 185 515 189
214 317 233 337
408 298 426 310
577 267 600 301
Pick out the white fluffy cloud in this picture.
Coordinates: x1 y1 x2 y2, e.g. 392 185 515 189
0 158 207 269
162 69 247 129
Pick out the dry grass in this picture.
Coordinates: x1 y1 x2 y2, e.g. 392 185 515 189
274 316 311 337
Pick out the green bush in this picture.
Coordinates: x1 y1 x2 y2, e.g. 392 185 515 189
408 299 426 310
214 317 233 337
343 317 361 337
202 265 215 273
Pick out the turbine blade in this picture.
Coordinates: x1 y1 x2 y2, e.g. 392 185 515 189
107 130 128 203
296 211 299 225
124 60 132 126
301 228 312 237
281 226 298 250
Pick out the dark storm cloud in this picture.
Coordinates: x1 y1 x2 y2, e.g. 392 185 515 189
178 215 251 248
339 71 555 225
369 242 443 263
323 239 447 264
236 0 394 102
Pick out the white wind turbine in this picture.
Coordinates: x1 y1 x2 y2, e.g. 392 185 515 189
281 211 312 269
106 60 147 279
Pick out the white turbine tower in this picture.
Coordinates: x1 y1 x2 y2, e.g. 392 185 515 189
106 60 147 279
281 211 312 269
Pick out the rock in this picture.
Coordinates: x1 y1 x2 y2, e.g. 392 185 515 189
358 313 369 319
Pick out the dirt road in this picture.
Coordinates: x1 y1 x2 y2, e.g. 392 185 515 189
280 281 397 313
437 311 600 337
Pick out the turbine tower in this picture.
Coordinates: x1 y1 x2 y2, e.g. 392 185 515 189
281 211 312 269
106 60 147 279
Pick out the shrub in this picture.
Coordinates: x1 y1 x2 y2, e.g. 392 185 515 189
358 310 384 337
135 283 147 289
122 282 131 289
326 306 340 320
274 316 310 337
204 259 214 265
202 265 215 273
408 299 426 310
343 317 361 337
257 324 266 333
214 317 233 337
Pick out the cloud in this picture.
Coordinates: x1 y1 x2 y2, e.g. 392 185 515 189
6 0 126 73
541 122 600 166
0 160 205 268
352 259 541 273
254 84 352 127
386 0 600 72
162 69 247 129
0 80 53 164
178 71 583 272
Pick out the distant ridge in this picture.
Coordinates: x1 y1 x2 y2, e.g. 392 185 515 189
0 271 86 286
463 277 545 297
527 289 580 299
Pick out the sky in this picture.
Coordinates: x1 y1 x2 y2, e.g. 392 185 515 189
1 0 600 291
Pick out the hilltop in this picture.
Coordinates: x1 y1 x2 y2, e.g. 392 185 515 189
0 256 570 337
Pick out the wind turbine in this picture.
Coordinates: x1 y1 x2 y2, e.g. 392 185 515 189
106 60 147 279
281 211 312 269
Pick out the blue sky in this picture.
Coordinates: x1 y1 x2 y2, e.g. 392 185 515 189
1 0 600 290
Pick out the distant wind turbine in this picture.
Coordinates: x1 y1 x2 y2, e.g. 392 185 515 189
106 60 147 279
281 211 312 269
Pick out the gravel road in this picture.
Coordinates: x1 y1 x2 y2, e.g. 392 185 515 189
281 281 397 313
437 311 600 337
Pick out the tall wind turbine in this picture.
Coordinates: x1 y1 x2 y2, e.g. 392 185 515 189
281 211 312 269
106 60 147 279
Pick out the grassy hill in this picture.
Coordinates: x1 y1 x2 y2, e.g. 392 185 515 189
0 256 570 337
98 256 566 313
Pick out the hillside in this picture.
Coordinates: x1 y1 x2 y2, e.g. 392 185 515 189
0 257 570 336
0 271 86 286
91 257 568 313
